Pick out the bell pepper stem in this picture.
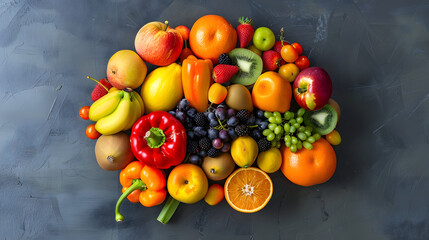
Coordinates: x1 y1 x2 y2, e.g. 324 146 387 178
145 127 166 148
115 179 147 222
157 195 180 224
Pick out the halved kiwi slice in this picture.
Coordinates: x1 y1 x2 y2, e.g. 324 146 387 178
303 104 338 135
228 48 263 86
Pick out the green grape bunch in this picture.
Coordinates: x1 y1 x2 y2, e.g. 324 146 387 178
262 108 321 153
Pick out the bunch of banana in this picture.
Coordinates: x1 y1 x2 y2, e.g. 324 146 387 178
89 88 144 135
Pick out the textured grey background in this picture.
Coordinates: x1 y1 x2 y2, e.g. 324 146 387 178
0 0 428 239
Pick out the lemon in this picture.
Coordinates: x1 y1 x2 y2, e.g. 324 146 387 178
231 136 259 168
256 148 282 173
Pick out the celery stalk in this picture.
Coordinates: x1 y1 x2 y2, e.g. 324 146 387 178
157 195 180 224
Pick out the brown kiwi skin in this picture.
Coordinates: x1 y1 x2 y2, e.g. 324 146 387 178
95 132 134 171
202 153 235 181
225 84 253 112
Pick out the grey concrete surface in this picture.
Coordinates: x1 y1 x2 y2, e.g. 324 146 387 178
0 0 428 239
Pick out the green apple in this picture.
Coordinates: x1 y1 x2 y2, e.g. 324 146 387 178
252 27 276 51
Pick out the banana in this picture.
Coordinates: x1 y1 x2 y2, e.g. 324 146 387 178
122 92 141 131
95 91 133 135
89 90 124 121
131 91 145 115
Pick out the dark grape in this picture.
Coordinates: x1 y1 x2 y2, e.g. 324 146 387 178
198 150 207 158
208 128 219 140
212 138 223 149
189 154 201 164
227 127 238 140
187 130 195 139
221 143 231 152
258 121 269 130
217 103 227 109
219 130 229 142
175 111 186 123
168 110 176 116
226 116 239 127
209 119 219 127
186 121 193 129
178 98 190 111
251 128 263 140
215 108 227 121
246 115 256 125
208 112 216 121
227 108 237 118
194 126 207 137
186 108 197 118
255 109 265 119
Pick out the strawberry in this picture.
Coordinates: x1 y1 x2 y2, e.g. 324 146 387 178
262 50 282 71
236 17 254 48
91 78 112 101
213 64 239 84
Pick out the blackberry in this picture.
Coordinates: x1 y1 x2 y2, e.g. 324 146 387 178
199 137 211 151
258 138 272 152
207 147 220 158
218 53 233 65
194 112 208 127
187 140 199 154
235 124 249 136
236 109 250 123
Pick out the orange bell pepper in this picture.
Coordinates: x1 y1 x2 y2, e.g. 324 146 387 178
182 55 213 112
115 161 167 222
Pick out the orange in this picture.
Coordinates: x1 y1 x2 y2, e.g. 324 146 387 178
189 15 237 63
252 71 292 113
224 167 273 213
280 138 336 187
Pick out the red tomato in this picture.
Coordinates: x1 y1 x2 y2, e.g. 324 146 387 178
86 124 101 139
79 106 90 120
295 55 310 70
292 43 303 55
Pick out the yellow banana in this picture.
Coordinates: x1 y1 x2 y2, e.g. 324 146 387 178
89 90 124 121
95 92 133 135
122 93 141 131
131 91 145 114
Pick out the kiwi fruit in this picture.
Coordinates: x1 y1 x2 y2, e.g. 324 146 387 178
95 132 134 171
228 48 263 86
225 84 253 112
303 104 338 135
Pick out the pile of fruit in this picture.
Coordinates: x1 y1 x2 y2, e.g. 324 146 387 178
79 15 342 223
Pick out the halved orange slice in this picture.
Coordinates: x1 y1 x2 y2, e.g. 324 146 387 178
224 167 273 213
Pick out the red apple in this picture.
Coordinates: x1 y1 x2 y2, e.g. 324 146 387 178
293 67 332 111
135 21 183 66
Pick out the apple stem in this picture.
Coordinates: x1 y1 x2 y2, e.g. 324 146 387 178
164 21 169 31
297 88 306 94
87 76 109 92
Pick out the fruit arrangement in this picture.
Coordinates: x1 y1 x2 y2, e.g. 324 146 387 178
79 15 342 223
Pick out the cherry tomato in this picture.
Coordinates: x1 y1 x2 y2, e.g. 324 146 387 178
280 45 299 63
294 55 310 70
79 106 90 120
86 124 101 139
292 42 303 55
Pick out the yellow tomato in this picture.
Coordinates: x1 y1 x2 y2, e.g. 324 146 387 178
167 164 208 204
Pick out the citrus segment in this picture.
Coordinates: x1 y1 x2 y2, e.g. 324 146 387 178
224 167 273 213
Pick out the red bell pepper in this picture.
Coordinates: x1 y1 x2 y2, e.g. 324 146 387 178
115 161 167 222
130 111 187 169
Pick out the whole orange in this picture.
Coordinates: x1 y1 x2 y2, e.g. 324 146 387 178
280 138 336 187
189 15 237 63
252 71 292 113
